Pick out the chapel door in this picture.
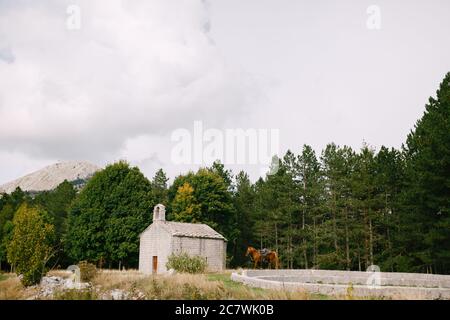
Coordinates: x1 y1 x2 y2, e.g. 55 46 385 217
152 256 158 274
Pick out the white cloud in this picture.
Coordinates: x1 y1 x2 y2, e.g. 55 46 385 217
0 0 255 182
3 0 450 184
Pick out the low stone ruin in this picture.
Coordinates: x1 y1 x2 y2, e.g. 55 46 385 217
231 269 450 299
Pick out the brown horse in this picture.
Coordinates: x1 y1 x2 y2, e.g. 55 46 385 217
246 246 262 269
265 251 279 269
246 246 279 269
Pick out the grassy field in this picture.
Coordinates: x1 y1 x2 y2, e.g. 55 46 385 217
0 270 336 300
206 273 331 300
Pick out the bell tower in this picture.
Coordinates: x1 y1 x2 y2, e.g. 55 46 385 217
153 204 166 222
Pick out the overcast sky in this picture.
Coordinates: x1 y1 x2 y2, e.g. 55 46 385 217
1 0 449 184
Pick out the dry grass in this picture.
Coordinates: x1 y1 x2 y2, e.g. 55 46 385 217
5 269 445 300
1 270 393 300
92 269 146 292
0 270 318 300
147 273 232 299
46 270 73 279
91 270 313 300
0 273 38 300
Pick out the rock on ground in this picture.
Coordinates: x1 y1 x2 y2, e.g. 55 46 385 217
36 276 90 299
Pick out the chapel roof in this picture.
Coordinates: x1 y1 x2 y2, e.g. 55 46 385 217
151 220 227 241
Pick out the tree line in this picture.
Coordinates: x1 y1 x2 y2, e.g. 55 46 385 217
0 73 449 283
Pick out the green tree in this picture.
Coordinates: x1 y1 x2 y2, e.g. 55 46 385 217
209 160 233 191
294 145 324 269
172 182 202 223
7 203 55 286
151 169 169 205
65 161 154 268
0 200 15 270
320 144 379 271
169 168 234 237
320 144 351 269
0 188 28 271
231 171 256 267
352 145 381 270
401 72 450 274
33 181 78 268
34 180 77 239
254 156 297 268
0 218 14 271
373 146 405 272
169 168 235 265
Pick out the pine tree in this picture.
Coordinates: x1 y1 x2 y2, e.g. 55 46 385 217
151 169 169 205
231 171 256 267
34 180 77 239
255 156 297 268
401 72 450 273
295 145 324 269
320 144 347 269
209 160 233 191
374 146 404 272
352 145 380 270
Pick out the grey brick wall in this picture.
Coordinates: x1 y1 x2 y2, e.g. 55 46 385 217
172 236 226 271
139 222 227 274
139 223 172 274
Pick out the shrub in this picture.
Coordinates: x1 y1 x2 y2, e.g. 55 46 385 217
78 261 98 282
53 288 96 300
6 204 55 286
345 283 354 300
181 283 206 299
166 252 208 274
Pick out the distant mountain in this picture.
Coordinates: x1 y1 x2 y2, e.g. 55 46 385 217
0 161 101 194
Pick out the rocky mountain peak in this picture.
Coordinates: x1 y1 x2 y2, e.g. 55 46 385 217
0 161 101 194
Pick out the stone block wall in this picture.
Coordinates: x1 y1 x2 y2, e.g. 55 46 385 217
243 269 450 288
139 223 172 274
231 269 450 299
172 236 226 271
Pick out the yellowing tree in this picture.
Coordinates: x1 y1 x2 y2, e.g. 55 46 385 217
7 203 55 286
172 182 201 223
